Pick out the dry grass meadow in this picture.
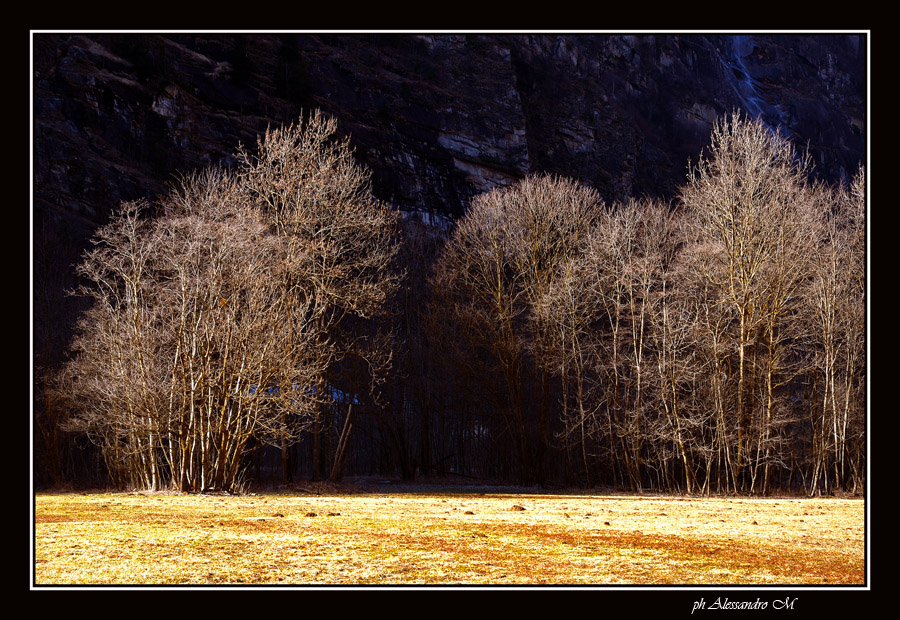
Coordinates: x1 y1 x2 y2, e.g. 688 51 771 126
33 483 866 586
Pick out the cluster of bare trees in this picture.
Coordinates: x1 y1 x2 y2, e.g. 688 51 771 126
426 113 865 495
428 175 602 485
52 112 400 492
45 111 864 496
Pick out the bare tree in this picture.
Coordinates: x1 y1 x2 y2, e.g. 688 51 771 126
680 112 818 493
55 112 399 492
627 198 702 493
804 166 866 494
57 170 322 492
543 197 692 491
430 174 601 485
152 169 323 491
235 110 401 482
538 230 602 486
57 200 164 489
751 183 818 494
607 198 685 491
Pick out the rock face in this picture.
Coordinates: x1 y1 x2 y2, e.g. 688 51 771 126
34 32 866 228
32 32 866 361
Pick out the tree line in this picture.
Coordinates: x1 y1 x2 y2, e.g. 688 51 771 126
39 110 865 496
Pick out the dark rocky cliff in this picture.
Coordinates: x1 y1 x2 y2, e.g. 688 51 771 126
34 33 866 226
32 32 867 364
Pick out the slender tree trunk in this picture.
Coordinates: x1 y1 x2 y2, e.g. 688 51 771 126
311 412 322 482
329 404 353 483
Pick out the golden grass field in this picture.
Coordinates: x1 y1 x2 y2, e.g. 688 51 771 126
33 485 866 586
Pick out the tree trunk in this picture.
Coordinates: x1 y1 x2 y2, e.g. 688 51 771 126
328 404 353 483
